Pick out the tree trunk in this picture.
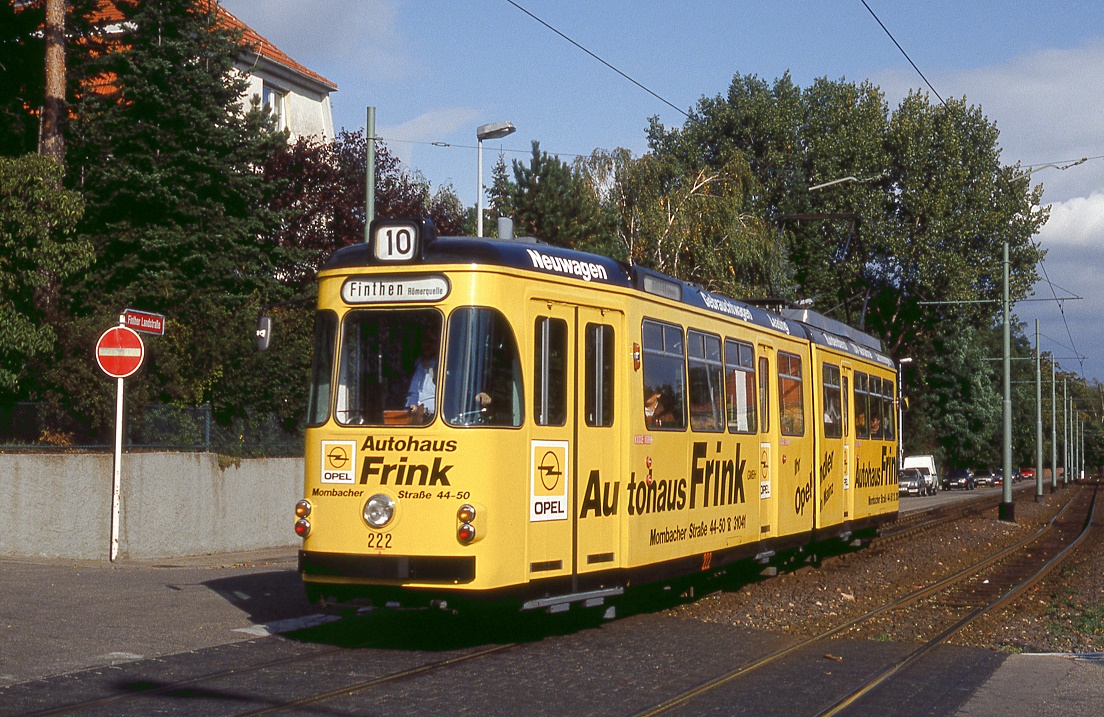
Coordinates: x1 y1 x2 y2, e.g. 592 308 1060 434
40 0 66 168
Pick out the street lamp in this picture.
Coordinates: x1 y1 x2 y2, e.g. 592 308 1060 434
476 121 516 237
898 357 912 463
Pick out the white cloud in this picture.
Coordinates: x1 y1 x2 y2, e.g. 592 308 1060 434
1037 192 1104 247
378 106 483 167
873 39 1104 199
218 0 418 81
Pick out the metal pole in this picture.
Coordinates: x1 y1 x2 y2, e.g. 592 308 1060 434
1075 411 1081 481
477 137 484 237
110 315 125 562
1050 361 1057 493
365 107 375 240
898 367 904 461
1062 378 1068 486
1035 320 1043 501
1000 241 1014 520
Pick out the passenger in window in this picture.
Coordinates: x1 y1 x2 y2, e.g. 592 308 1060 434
406 329 439 423
869 415 881 438
645 391 675 429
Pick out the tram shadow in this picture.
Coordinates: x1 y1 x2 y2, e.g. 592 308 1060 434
199 569 620 652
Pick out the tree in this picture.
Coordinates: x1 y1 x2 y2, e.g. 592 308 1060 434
0 1 45 156
927 320 1001 467
52 0 290 427
493 141 608 251
0 155 90 394
264 130 466 284
576 147 791 299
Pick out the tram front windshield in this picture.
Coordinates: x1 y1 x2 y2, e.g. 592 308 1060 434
333 309 442 426
328 307 522 427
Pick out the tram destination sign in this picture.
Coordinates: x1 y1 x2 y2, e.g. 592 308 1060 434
124 308 166 336
342 274 450 304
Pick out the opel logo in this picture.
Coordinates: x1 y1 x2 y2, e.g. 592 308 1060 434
327 445 350 469
538 450 562 491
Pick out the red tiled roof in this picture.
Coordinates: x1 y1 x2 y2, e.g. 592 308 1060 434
73 0 337 92
214 2 338 91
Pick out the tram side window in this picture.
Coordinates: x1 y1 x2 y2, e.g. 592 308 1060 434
443 307 523 427
868 375 884 440
725 339 757 434
855 372 869 439
641 319 686 430
778 351 805 436
822 363 843 439
534 316 568 426
335 309 442 426
306 310 338 426
585 323 615 427
758 356 770 432
882 379 895 441
687 330 724 432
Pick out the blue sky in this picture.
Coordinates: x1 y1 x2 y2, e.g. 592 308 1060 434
220 1 1104 386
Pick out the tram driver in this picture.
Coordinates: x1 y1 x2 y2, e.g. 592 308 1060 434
406 328 438 423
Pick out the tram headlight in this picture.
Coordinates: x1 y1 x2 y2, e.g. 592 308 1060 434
363 493 396 528
295 499 312 518
294 518 311 537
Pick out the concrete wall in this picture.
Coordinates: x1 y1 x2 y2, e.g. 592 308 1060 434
1 453 303 561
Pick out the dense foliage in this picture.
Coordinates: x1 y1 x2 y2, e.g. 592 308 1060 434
0 155 90 392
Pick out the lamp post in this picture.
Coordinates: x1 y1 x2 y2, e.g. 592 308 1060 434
898 357 912 463
476 121 516 237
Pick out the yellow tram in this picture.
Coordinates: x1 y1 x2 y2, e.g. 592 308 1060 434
294 218 899 613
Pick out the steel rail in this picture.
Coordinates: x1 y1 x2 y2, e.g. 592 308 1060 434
817 484 1098 717
635 487 1086 717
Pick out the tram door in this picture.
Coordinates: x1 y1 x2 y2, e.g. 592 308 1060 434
757 345 777 541
841 362 855 525
526 302 622 591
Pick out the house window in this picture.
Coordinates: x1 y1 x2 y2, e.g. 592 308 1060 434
262 83 286 130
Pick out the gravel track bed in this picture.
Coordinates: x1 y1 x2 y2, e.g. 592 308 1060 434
669 488 1104 654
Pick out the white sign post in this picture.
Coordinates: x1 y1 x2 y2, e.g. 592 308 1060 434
95 317 145 561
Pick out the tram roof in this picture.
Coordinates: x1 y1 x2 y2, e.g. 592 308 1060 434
322 234 891 366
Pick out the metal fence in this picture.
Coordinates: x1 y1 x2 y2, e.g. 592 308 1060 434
0 402 303 457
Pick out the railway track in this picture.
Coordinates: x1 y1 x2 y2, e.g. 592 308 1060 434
636 484 1098 716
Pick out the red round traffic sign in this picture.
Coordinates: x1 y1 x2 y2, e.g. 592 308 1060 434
95 325 145 378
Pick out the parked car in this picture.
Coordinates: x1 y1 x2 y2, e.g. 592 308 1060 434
974 469 997 487
1019 467 1036 483
899 468 925 497
945 468 975 490
902 455 939 495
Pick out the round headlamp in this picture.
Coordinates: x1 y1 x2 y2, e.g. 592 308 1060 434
363 493 396 528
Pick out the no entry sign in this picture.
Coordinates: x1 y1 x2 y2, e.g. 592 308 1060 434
95 325 145 378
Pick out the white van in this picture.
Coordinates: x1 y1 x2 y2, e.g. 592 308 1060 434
902 455 939 495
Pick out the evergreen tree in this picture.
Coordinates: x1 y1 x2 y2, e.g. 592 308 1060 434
0 1 45 156
504 141 607 250
53 0 290 426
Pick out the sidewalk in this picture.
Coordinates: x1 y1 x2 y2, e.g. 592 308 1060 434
957 652 1104 716
0 548 312 687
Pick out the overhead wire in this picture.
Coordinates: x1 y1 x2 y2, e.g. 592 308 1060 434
858 0 945 105
505 0 689 118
